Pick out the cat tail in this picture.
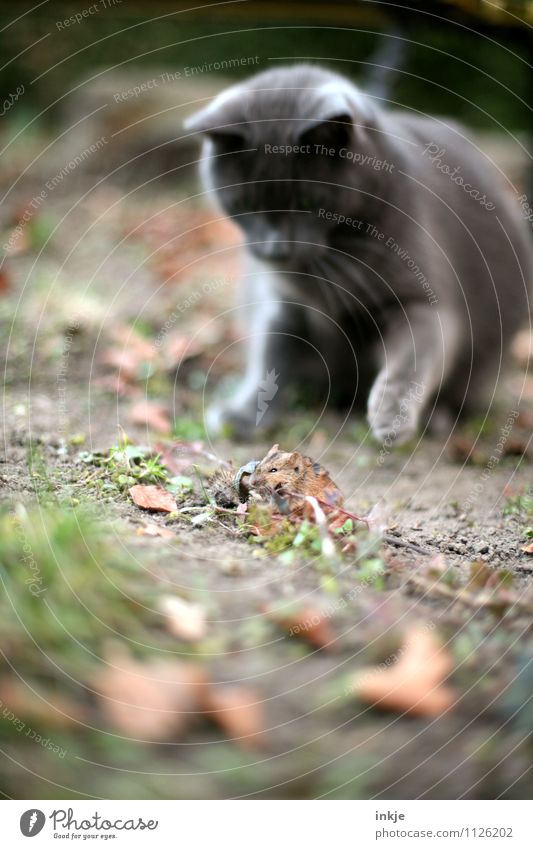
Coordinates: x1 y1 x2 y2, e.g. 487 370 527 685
364 23 408 102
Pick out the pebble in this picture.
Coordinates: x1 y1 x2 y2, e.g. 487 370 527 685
220 558 244 576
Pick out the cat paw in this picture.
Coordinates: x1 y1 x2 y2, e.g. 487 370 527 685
367 379 422 445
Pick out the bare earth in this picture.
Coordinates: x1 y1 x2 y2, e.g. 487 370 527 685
1 176 532 800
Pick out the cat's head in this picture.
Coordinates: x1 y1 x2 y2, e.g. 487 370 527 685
185 64 380 265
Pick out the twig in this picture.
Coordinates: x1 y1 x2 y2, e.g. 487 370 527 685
284 489 368 525
286 489 431 555
383 535 432 556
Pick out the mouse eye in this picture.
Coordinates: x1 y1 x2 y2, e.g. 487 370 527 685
294 466 300 473
268 467 278 473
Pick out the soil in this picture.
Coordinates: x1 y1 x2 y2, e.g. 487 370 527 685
1 173 532 800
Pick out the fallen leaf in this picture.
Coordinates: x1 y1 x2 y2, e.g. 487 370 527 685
521 541 533 554
512 329 533 368
110 324 156 361
448 436 486 465
95 649 206 740
502 438 529 458
0 268 11 292
94 374 141 397
129 484 177 513
136 523 175 539
201 685 264 748
517 411 533 429
129 401 172 434
263 603 336 650
351 626 457 717
0 677 89 727
159 596 207 642
101 348 140 380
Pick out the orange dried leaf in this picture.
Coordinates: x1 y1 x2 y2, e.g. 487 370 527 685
96 650 206 740
448 436 486 466
110 325 156 360
0 268 11 292
0 678 88 727
159 596 207 642
264 604 336 651
512 329 533 367
129 484 177 513
352 626 457 717
521 541 533 555
101 348 139 380
129 401 172 434
202 685 264 748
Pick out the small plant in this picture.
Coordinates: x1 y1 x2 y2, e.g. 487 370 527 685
503 490 533 518
79 436 169 492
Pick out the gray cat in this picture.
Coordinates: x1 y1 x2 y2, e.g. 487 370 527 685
185 64 532 443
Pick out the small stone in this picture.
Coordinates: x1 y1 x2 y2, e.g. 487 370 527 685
220 558 244 576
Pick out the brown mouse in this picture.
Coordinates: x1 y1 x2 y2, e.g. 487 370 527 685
248 444 344 516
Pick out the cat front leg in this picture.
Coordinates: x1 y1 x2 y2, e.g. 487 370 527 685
367 304 460 444
206 282 309 438
206 301 283 437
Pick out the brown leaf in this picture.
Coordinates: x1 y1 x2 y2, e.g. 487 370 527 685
201 685 264 748
263 603 336 651
129 484 177 513
502 438 529 458
0 677 89 727
95 650 206 740
517 411 533 429
94 374 141 397
136 523 175 539
101 348 139 380
159 596 207 642
521 541 533 555
447 436 486 465
351 626 457 717
129 401 172 434
110 325 156 361
512 329 533 368
0 268 12 292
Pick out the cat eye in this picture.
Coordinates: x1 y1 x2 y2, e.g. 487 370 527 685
269 467 278 473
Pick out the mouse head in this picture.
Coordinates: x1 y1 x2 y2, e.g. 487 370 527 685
249 444 308 496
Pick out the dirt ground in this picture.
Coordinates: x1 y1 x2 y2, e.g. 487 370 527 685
1 164 533 800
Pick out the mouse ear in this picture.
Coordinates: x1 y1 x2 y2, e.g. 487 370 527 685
265 443 280 457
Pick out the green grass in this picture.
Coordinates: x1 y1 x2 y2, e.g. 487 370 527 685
0 505 168 681
78 436 170 493
503 490 533 518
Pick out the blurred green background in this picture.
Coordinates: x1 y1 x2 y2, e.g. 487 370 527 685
1 0 531 132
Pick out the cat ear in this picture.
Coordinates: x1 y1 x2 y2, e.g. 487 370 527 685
297 84 374 150
184 106 246 152
184 88 246 151
298 112 352 152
